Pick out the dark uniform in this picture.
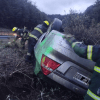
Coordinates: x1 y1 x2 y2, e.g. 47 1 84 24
25 21 49 63
63 35 100 100
12 28 29 49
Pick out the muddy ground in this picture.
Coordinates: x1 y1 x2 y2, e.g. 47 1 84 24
0 38 84 100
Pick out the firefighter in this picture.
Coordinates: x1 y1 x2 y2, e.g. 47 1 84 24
11 27 29 49
25 20 49 63
63 34 100 100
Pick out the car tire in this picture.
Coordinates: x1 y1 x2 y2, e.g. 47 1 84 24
51 18 62 32
46 18 63 37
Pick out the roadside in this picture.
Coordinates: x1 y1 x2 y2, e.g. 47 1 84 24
0 37 84 100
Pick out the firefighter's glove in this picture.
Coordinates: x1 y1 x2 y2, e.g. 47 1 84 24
62 34 74 39
62 34 75 44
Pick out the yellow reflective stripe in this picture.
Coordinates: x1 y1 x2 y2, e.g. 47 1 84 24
34 27 43 34
94 66 100 73
29 33 38 40
87 89 100 100
87 45 93 60
72 42 82 48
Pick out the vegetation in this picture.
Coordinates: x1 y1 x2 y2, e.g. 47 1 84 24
85 0 100 23
63 0 100 45
0 0 48 30
48 14 66 22
0 39 84 100
0 0 100 99
1 0 100 45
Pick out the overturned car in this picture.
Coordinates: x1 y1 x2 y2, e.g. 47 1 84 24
34 18 95 95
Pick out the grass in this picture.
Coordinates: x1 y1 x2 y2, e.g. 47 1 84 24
0 37 84 100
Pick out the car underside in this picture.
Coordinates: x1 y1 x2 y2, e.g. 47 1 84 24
34 18 95 95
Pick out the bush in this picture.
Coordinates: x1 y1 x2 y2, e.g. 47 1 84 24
0 0 48 30
64 10 100 45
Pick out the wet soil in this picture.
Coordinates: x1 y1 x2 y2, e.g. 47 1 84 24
0 39 84 100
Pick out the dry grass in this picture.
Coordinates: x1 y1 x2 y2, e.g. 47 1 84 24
0 38 84 100
64 13 100 45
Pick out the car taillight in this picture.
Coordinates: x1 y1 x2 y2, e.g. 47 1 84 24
41 55 60 75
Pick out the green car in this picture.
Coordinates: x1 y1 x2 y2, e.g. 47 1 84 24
34 18 95 95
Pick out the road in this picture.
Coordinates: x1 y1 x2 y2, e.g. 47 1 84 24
0 35 15 39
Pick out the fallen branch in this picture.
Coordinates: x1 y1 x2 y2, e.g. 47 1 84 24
15 60 24 68
9 68 25 76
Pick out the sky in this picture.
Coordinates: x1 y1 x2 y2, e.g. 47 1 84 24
28 0 96 15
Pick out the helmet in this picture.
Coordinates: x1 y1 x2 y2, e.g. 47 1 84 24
12 27 18 32
44 20 49 26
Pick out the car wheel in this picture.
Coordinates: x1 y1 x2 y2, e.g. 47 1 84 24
46 18 63 37
51 18 62 31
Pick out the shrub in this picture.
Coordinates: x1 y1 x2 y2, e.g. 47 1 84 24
64 10 100 45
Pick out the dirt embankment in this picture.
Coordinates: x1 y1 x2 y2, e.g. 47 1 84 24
0 39 84 100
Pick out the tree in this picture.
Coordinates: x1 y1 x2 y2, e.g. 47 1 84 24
0 0 48 30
